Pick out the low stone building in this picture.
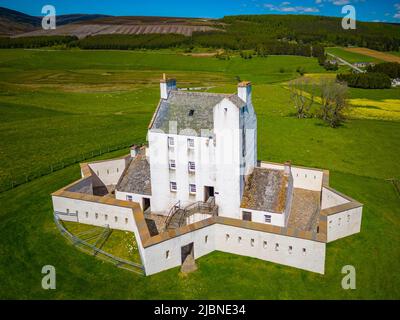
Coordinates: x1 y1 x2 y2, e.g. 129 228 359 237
52 75 363 276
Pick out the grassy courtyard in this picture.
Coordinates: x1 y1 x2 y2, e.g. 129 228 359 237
0 49 399 299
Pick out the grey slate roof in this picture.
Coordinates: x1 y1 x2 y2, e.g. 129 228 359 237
151 90 245 136
116 153 151 196
241 168 288 213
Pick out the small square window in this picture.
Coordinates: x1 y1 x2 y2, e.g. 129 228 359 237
105 214 108 221
126 195 133 201
85 212 88 218
168 137 174 147
125 218 128 224
166 250 170 259
169 159 176 170
264 215 271 223
251 239 255 247
170 181 177 192
188 109 195 116
189 184 196 194
238 236 242 244
66 209 70 214
263 241 267 249
302 248 307 255
187 138 195 149
275 243 279 251
188 161 195 172
225 234 230 241
288 245 293 254
347 215 350 222
95 213 98 219
114 216 118 222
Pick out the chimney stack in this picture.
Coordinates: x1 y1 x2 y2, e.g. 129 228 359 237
237 81 252 104
160 73 177 99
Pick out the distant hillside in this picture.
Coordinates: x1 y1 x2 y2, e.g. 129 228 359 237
1 7 399 52
0 7 40 35
0 7 110 36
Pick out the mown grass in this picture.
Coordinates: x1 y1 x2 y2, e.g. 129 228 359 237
0 48 399 299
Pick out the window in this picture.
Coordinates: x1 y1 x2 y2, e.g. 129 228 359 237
302 248 307 256
317 226 320 233
75 210 78 215
188 109 194 116
288 245 293 254
107 169 109 174
114 216 118 223
117 168 119 173
205 235 208 243
189 184 196 194
187 138 195 149
126 195 133 201
238 236 242 244
170 181 177 192
226 234 230 241
66 209 70 214
263 241 268 249
85 212 88 218
275 243 279 251
166 250 170 259
264 215 271 223
347 215 350 222
168 136 174 147
105 214 108 221
338 218 342 226
242 211 252 221
188 161 195 172
169 159 176 170
251 239 255 247
95 213 98 219
125 218 128 224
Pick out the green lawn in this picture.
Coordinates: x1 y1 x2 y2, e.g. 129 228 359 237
0 49 399 299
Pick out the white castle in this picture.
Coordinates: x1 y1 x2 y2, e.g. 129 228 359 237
52 75 363 275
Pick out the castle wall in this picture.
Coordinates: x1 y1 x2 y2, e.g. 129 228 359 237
87 158 128 187
326 206 363 242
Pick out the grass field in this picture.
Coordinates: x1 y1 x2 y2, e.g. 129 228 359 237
325 47 382 63
344 47 400 63
0 49 399 299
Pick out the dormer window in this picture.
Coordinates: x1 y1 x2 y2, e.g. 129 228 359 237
168 136 174 147
188 109 194 116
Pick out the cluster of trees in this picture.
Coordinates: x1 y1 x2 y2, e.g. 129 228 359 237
336 62 400 89
289 78 349 128
367 62 400 79
0 36 77 48
337 72 392 89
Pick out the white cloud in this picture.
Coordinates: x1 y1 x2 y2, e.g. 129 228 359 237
263 3 320 13
394 3 400 19
332 0 350 5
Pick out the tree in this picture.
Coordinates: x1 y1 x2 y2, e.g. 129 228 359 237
288 77 315 119
319 81 349 128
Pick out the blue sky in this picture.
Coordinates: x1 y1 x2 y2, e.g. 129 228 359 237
1 0 399 22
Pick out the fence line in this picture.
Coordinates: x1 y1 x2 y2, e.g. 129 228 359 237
53 213 145 275
0 140 145 194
